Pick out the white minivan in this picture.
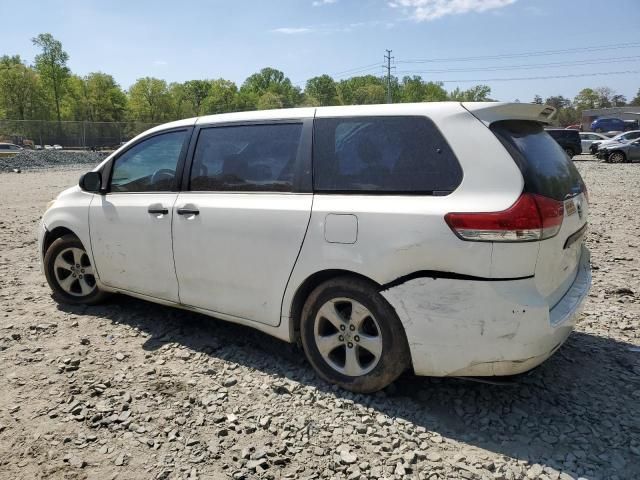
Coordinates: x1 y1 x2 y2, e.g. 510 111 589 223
39 102 591 392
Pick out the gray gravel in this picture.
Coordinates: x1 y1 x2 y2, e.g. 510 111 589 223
0 162 638 480
0 150 108 172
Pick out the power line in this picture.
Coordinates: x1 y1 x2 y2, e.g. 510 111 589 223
397 41 640 64
396 55 640 75
427 70 640 84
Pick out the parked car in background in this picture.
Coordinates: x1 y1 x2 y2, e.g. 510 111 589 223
52 144 63 150
579 132 609 154
39 102 591 392
0 143 23 157
590 117 626 133
623 119 639 131
590 130 640 154
44 145 53 150
545 128 582 157
597 138 640 163
0 142 23 151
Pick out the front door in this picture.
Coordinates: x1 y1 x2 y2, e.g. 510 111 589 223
89 129 190 302
172 122 312 326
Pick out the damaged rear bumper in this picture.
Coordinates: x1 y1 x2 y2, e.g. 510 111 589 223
381 246 591 377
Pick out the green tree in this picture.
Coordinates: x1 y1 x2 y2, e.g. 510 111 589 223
305 75 338 106
168 82 189 119
448 85 492 101
257 91 284 110
337 75 385 105
630 88 640 106
65 72 127 122
0 56 44 120
127 77 172 122
241 67 301 108
611 94 627 107
533 95 543 104
545 95 571 110
32 33 69 123
352 84 386 105
399 76 447 103
203 79 238 114
574 88 599 110
183 80 212 116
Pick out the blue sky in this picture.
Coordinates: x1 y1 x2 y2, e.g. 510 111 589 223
1 0 639 102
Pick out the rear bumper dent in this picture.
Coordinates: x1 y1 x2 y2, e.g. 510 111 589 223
381 246 591 377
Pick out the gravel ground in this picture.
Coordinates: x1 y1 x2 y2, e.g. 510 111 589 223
0 150 108 172
0 161 638 480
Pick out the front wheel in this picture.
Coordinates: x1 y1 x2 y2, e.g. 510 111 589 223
608 151 626 163
44 234 108 305
300 276 410 393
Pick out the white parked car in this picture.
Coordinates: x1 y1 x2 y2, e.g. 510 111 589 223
578 132 609 154
52 144 63 150
39 103 591 392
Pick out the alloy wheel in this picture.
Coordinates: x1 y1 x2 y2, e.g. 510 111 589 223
53 247 96 297
609 152 625 163
313 297 383 376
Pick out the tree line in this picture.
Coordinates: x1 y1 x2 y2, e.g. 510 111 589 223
1 33 639 127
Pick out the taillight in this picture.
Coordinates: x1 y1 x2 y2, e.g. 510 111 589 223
445 193 564 242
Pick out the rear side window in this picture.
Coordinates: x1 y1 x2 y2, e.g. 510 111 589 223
491 121 585 201
190 123 302 192
313 116 462 194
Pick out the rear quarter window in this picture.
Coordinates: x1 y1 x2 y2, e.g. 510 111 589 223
313 116 462 194
492 121 585 201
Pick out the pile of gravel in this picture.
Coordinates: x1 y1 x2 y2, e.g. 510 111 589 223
0 150 109 172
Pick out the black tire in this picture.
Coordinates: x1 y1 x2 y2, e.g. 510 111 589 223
564 147 575 158
44 234 109 305
300 276 410 393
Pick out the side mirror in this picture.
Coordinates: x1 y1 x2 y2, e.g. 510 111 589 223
79 171 103 193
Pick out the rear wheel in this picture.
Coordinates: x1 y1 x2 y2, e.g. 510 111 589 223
608 151 626 163
564 147 575 158
300 276 410 393
44 234 108 305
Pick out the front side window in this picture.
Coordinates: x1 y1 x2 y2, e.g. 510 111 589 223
190 123 302 192
110 130 187 193
313 116 462 194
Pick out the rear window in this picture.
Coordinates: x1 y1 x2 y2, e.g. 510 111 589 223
313 116 462 194
492 121 585 201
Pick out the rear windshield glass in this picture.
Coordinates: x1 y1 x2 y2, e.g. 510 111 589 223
491 120 585 201
313 116 462 194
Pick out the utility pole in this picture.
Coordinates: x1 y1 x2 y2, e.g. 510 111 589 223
384 49 394 104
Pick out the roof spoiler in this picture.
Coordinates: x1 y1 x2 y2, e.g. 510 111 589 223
462 102 556 126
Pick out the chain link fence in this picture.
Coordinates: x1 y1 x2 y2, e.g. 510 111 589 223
0 120 160 149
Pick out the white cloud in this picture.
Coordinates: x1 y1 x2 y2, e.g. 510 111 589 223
312 0 338 6
153 60 168 66
271 27 314 34
388 0 517 21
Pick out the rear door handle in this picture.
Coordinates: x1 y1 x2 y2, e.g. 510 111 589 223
177 208 200 216
148 207 169 215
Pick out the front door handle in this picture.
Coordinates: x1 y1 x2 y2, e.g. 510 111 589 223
177 208 200 216
148 206 169 215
